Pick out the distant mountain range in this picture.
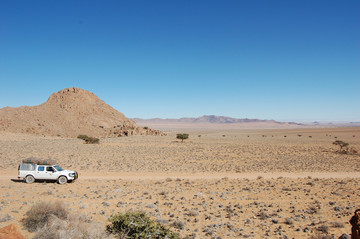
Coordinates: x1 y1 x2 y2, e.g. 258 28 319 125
132 115 303 125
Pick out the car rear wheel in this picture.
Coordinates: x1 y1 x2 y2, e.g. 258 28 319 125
58 176 68 184
25 175 35 184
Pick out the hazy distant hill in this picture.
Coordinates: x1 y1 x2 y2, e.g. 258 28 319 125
0 87 164 137
133 115 302 126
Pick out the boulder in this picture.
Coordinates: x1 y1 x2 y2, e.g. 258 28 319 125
339 234 351 239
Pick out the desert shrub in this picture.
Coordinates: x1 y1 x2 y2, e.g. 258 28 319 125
176 133 189 142
77 135 100 144
310 232 333 239
22 201 69 232
24 201 113 239
84 137 100 144
185 210 199 217
256 211 270 220
317 225 329 234
77 134 89 140
106 211 179 239
171 220 185 230
332 221 344 228
33 211 113 239
284 217 293 225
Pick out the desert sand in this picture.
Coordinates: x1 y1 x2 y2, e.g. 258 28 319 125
0 127 359 238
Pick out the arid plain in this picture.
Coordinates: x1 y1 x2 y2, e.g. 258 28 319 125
0 126 359 238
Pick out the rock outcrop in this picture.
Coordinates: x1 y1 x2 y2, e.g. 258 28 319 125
0 87 165 137
0 224 26 239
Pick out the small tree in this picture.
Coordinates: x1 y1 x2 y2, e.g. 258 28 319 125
176 133 189 142
333 140 349 153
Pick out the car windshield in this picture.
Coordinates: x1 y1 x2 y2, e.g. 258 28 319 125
53 165 63 171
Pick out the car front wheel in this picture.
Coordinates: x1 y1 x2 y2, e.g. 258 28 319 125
58 176 68 185
25 175 35 184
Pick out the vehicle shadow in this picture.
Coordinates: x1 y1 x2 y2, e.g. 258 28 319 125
11 179 58 184
11 179 24 183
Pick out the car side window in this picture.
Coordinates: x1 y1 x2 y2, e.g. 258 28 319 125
46 167 54 172
38 166 44 171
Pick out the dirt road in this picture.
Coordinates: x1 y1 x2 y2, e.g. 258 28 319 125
1 170 359 181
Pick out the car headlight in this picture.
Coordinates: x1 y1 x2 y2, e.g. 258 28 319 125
69 173 75 177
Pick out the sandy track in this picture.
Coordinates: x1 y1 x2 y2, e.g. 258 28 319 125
1 171 359 181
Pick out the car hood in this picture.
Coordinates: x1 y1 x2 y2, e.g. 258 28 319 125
60 170 75 174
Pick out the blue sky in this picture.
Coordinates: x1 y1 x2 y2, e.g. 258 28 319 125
1 1 359 122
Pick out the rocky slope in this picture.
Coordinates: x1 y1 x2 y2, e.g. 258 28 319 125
0 87 164 137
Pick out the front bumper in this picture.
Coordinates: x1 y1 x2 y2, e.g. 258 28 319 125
68 171 78 181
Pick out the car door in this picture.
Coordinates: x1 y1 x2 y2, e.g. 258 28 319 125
36 166 46 179
45 166 59 180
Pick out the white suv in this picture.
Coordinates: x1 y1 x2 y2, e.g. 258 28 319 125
18 160 78 184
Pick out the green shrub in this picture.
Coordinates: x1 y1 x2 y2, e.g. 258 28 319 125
78 134 100 144
84 137 100 144
77 134 89 140
22 201 69 232
106 211 179 239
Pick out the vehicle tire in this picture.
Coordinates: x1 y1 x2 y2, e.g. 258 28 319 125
25 175 35 184
58 176 68 185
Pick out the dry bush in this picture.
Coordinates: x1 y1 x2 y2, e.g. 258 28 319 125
310 232 333 239
22 201 68 232
332 221 345 228
284 217 293 225
317 224 329 234
171 220 185 230
33 214 113 239
23 201 113 239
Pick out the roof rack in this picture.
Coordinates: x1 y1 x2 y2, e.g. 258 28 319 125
22 157 57 165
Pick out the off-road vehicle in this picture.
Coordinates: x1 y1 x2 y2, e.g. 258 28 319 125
18 158 78 184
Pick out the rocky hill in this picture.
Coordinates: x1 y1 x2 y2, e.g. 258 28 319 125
0 87 164 137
